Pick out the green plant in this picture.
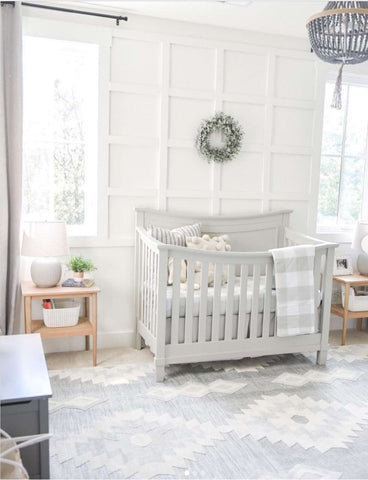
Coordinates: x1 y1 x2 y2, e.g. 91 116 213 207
67 255 96 273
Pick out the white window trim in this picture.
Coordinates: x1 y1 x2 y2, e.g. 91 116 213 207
23 16 111 247
316 71 368 241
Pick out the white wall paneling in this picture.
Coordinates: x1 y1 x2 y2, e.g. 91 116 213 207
106 28 321 240
274 55 316 101
223 50 268 97
170 43 216 91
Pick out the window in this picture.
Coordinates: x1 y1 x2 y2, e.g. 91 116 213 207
317 80 368 232
23 36 98 236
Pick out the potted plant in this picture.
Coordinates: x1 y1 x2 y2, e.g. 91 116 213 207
66 255 96 283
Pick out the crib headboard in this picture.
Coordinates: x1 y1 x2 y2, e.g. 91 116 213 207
135 209 292 251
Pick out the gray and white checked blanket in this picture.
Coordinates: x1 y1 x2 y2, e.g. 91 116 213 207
270 245 316 337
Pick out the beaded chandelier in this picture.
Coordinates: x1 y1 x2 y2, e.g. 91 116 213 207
306 2 368 108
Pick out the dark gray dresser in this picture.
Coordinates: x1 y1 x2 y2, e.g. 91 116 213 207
0 333 52 479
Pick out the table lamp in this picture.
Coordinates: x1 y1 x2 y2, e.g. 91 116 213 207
21 221 69 287
352 220 368 275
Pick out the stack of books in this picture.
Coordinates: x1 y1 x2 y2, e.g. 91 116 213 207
61 278 95 288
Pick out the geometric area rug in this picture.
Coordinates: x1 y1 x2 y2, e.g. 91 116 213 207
49 344 368 479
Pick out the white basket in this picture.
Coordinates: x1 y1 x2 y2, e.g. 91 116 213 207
341 287 368 312
43 301 80 327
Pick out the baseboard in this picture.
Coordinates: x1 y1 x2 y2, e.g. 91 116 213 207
42 329 135 354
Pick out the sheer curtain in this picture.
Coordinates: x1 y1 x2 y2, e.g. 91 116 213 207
0 2 23 334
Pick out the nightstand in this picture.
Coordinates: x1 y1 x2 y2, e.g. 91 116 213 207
331 274 368 345
21 281 101 366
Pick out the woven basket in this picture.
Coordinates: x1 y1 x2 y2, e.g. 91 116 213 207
43 301 80 328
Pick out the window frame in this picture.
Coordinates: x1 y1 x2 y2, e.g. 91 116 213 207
22 16 111 247
317 71 368 241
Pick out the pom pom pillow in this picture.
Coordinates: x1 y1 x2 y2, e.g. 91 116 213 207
185 234 231 289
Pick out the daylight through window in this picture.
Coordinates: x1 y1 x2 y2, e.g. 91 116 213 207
23 36 98 235
318 81 368 231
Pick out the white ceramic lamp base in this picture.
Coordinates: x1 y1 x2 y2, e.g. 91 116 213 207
357 253 368 276
31 258 62 288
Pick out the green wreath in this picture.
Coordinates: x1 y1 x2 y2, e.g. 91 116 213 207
195 112 244 163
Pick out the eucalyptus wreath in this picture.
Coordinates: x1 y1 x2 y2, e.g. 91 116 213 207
195 112 244 163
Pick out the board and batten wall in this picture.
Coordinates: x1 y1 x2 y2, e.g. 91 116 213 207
108 27 322 232
23 11 330 352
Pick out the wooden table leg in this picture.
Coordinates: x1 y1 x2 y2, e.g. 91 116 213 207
358 318 363 331
92 293 97 366
85 297 90 351
342 283 350 346
24 296 31 333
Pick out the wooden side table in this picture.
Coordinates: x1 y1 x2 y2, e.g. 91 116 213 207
331 273 368 345
21 281 101 366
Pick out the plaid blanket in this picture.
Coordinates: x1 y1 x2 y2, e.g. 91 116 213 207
270 245 316 337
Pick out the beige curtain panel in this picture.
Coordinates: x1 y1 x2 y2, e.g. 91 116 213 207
0 2 23 334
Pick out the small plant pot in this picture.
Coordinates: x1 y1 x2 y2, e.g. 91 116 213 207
73 272 84 283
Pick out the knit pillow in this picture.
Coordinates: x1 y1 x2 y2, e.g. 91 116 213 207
147 223 201 246
185 234 231 289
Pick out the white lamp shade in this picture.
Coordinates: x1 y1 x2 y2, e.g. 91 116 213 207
352 220 368 253
21 221 69 257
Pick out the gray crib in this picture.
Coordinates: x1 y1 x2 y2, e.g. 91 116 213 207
134 209 337 381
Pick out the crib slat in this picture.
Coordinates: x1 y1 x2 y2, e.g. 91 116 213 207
237 265 249 340
225 264 235 341
250 264 261 339
262 262 273 338
198 261 209 343
171 256 181 345
212 263 222 342
314 250 323 308
185 259 195 344
314 249 323 331
138 237 143 322
143 243 148 328
148 248 153 331
152 252 158 336
151 250 155 334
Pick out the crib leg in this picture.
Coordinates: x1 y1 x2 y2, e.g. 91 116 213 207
316 349 328 366
136 331 143 350
155 359 166 382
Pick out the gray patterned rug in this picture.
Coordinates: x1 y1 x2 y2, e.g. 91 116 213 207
49 345 368 479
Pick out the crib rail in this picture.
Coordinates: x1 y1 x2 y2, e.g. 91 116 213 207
135 226 337 364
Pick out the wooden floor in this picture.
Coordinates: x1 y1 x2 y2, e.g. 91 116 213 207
45 329 368 371
46 346 154 370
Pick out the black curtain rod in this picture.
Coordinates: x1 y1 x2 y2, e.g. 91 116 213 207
1 1 128 25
